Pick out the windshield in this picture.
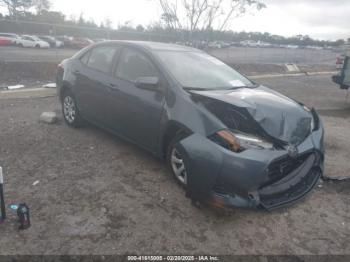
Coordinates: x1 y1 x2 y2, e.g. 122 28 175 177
156 50 254 90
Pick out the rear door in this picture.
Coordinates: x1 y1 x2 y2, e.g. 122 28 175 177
73 44 121 124
107 47 165 151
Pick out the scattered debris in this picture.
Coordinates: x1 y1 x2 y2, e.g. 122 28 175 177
323 174 350 181
9 204 31 230
318 179 323 188
39 112 58 124
160 197 166 204
7 85 25 90
42 83 57 88
17 203 31 230
48 173 58 180
32 180 40 186
285 63 300 72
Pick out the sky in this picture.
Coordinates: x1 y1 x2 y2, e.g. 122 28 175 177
4 0 350 40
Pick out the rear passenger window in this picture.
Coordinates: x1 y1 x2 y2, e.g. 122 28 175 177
116 48 158 82
86 45 120 74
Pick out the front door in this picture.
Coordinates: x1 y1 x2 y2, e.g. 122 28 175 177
107 47 165 152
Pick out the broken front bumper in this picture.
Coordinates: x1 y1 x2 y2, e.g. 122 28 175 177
177 122 324 211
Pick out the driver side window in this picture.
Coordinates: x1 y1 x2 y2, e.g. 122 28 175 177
116 48 158 82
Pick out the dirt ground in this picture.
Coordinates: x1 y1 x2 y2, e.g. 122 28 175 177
0 75 349 255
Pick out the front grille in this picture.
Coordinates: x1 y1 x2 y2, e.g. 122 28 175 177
263 153 312 187
260 167 321 210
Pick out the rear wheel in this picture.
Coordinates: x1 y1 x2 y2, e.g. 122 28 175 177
18 43 23 48
35 44 40 48
61 90 84 127
166 135 188 187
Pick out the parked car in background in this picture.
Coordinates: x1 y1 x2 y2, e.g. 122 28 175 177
38 35 64 48
208 41 223 49
70 37 94 49
0 33 21 45
19 35 50 48
336 54 346 69
0 36 12 46
57 41 324 210
56 36 74 48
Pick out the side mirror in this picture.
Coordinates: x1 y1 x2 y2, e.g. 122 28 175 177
135 77 159 90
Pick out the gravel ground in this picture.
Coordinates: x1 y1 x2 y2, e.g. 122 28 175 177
0 75 349 255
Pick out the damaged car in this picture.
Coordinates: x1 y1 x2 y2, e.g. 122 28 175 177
56 41 324 210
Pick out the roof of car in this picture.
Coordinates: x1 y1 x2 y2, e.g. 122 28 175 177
98 40 200 52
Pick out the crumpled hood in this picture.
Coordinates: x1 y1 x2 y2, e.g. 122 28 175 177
190 86 313 145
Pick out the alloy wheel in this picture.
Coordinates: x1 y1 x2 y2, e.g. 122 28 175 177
171 148 187 185
63 96 76 124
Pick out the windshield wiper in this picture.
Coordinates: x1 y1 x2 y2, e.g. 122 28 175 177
183 86 214 91
225 83 259 90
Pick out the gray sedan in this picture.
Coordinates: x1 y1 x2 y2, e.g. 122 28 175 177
56 41 324 210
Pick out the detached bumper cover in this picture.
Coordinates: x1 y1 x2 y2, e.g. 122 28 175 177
177 122 324 210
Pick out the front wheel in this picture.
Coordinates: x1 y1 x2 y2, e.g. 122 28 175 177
61 90 84 127
166 136 188 187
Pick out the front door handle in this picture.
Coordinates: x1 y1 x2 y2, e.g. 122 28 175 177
107 83 119 91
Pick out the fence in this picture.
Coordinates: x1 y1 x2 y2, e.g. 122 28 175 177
209 46 338 66
0 18 339 78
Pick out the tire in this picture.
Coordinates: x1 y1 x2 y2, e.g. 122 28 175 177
35 44 40 48
61 89 84 127
18 43 23 48
166 134 189 188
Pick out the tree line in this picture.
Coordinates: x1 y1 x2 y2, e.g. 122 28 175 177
0 0 348 46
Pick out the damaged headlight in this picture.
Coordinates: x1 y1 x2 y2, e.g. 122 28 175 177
210 130 273 152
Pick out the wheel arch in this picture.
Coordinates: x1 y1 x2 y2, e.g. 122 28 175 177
59 82 73 102
160 120 193 159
